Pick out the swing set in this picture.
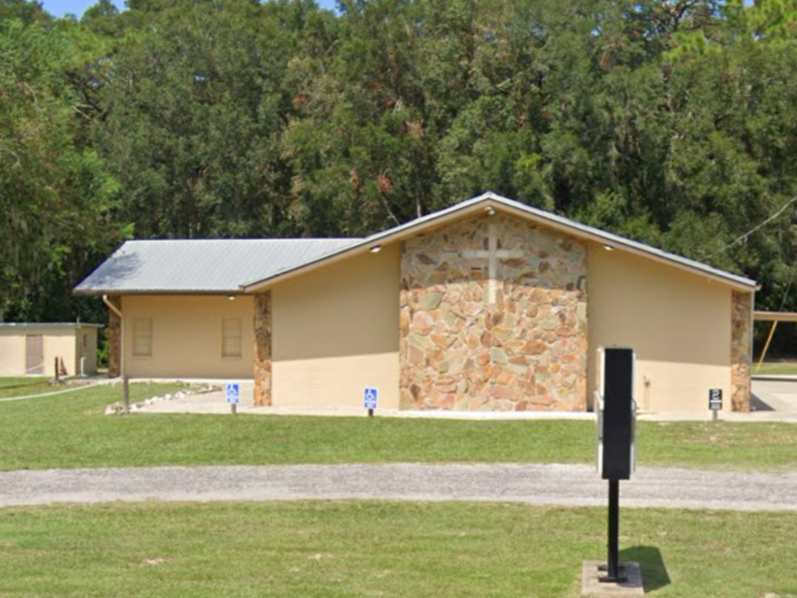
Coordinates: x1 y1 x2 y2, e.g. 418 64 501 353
754 311 797 373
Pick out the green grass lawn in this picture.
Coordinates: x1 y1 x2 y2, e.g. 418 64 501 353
0 377 43 389
0 376 51 397
1 380 797 471
754 361 797 376
0 501 794 598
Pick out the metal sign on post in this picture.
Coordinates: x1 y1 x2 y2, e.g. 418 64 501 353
592 347 640 588
364 387 378 417
226 382 240 415
709 388 722 422
598 348 636 482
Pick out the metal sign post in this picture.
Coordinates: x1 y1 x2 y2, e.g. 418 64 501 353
123 374 130 415
596 347 636 584
226 382 240 415
364 387 378 417
583 347 643 595
709 388 722 422
605 479 621 581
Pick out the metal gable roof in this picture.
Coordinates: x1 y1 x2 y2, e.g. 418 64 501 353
241 192 758 292
74 239 362 295
75 192 757 297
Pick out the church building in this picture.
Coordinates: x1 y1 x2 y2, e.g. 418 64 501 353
75 192 756 413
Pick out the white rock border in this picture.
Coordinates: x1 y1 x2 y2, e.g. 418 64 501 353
104 385 219 415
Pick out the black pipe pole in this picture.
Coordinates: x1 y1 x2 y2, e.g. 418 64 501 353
608 480 619 580
599 479 628 583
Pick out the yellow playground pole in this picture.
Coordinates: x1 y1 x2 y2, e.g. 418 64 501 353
755 320 779 374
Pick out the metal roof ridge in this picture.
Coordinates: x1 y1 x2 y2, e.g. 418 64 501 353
482 193 757 288
241 191 757 291
118 237 363 244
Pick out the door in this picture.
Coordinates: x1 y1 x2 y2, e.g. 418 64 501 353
25 335 44 375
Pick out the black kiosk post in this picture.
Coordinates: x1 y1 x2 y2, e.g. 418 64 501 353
596 347 636 583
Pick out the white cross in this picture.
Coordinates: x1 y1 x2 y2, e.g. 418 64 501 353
461 220 524 305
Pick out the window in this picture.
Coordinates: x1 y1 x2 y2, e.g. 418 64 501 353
133 318 153 358
222 318 242 359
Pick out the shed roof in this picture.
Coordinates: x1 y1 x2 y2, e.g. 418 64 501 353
754 311 797 322
74 239 361 295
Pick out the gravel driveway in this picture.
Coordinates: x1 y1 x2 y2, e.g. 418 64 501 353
2 463 797 511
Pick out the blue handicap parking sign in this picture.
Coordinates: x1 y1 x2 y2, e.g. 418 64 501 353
364 387 378 410
225 383 240 404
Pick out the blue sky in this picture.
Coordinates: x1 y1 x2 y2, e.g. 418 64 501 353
41 0 755 20
41 0 339 18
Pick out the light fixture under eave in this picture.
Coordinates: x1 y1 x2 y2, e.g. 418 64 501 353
485 206 496 216
370 245 382 253
227 295 236 301
603 245 615 251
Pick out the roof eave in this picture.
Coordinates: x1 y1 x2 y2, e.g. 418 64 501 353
73 289 249 297
242 193 757 293
241 197 498 292
492 200 757 292
0 323 104 329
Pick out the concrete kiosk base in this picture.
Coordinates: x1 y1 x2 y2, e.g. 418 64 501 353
581 561 644 597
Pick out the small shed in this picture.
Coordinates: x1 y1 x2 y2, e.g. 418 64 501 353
0 323 102 377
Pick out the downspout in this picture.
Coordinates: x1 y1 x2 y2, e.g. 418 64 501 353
102 295 124 377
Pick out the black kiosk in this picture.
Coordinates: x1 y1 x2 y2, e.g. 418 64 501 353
595 347 636 583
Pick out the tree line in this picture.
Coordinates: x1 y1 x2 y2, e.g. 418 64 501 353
3 0 797 333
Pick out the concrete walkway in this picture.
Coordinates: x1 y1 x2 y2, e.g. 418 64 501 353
3 463 797 512
135 379 797 422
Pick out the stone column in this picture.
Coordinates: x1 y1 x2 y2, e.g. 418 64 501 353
106 296 122 378
253 291 272 406
731 290 753 413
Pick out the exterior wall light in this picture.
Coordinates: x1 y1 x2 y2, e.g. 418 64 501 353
485 206 496 216
227 295 236 301
603 245 615 251
370 245 382 253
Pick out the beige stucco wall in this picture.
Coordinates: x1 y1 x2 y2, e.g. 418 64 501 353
588 244 732 412
75 326 99 376
45 330 78 376
122 295 254 379
271 244 400 409
0 332 26 376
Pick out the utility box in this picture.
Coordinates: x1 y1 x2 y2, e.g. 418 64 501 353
596 347 636 481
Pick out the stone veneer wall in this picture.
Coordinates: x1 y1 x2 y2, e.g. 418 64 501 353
399 214 588 411
731 290 752 412
253 291 272 406
106 296 121 378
